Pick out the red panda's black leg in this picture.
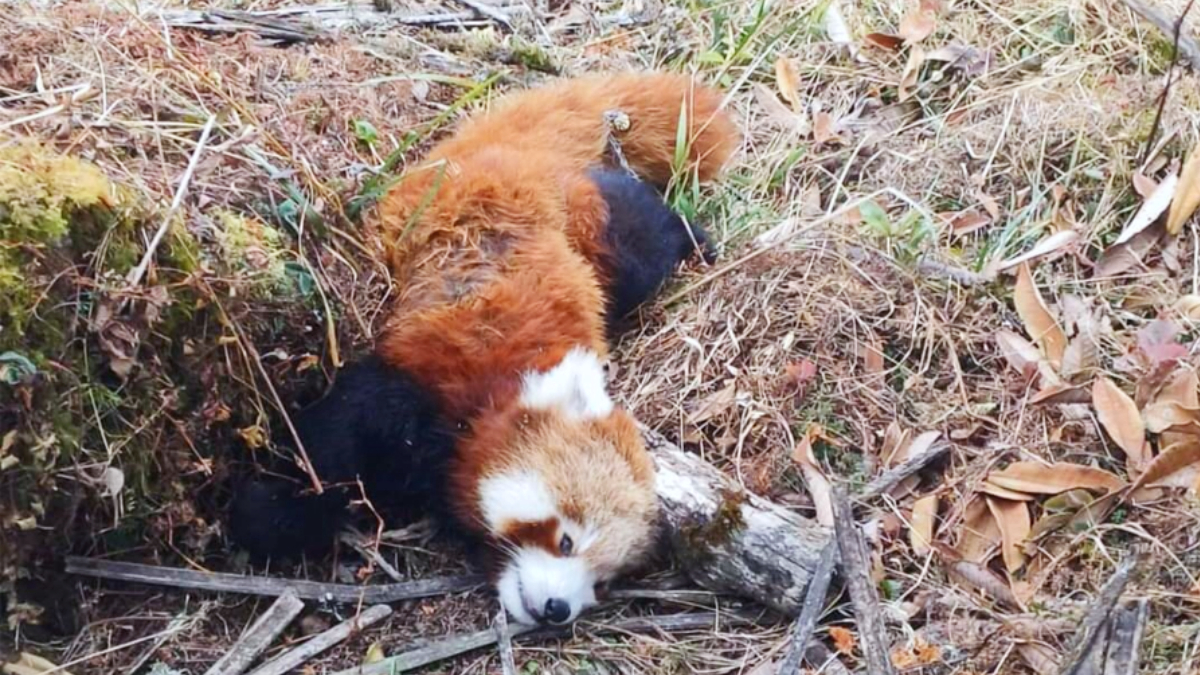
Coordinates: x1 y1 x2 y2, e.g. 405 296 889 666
228 355 453 561
588 167 715 337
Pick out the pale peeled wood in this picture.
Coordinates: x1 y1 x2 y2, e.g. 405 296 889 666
643 427 832 616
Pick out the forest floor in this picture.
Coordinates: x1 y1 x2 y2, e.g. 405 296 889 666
3 0 1200 672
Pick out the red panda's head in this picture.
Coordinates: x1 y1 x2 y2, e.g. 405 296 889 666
454 347 658 626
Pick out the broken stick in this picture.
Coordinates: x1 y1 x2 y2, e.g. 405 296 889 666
204 592 305 675
778 540 839 675
832 487 895 675
65 556 483 604
245 604 392 675
333 611 758 675
1060 552 1141 675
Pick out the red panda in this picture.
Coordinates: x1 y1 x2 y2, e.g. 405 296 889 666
229 71 739 626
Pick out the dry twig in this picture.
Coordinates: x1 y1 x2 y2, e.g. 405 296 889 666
204 592 305 675
333 611 759 675
65 557 483 604
1103 599 1150 675
832 487 895 675
778 540 839 675
1060 553 1141 675
245 604 392 675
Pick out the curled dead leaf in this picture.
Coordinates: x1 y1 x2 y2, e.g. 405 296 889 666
1092 376 1149 468
1174 294 1200 320
997 230 1079 272
774 57 802 112
829 626 857 655
956 495 1000 563
937 544 1021 608
898 5 937 44
909 494 938 555
792 426 834 527
1017 642 1060 675
864 32 904 51
986 496 1031 573
979 481 1036 501
987 461 1124 495
899 46 925 101
996 330 1043 378
687 381 738 424
1167 144 1200 235
1131 440 1200 492
1143 400 1200 435
1115 171 1178 244
752 83 810 134
1013 263 1068 365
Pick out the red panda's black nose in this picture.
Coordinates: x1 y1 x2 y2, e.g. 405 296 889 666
544 598 571 624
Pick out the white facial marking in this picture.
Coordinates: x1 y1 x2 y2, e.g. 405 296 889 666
479 471 555 531
499 547 597 626
519 347 613 420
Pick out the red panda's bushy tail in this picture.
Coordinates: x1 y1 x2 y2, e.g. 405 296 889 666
422 71 741 188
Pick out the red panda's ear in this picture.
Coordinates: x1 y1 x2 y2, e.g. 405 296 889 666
519 347 614 420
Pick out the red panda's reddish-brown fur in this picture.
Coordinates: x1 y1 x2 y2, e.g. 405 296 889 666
374 71 738 421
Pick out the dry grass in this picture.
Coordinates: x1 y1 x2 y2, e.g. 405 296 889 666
3 0 1200 672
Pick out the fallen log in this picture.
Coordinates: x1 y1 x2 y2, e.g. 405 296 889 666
643 426 834 617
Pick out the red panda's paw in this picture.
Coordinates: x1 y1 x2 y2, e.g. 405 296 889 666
456 346 658 625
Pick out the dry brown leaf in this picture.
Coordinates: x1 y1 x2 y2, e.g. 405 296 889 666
860 338 885 374
997 230 1079 272
824 0 858 59
1167 144 1200 235
1154 368 1199 446
687 381 737 424
1094 221 1166 279
938 544 1021 608
887 429 941 468
910 494 938 555
1143 400 1200 435
899 45 925 101
792 425 834 527
979 192 1001 219
1092 376 1149 468
996 329 1043 378
1133 172 1158 199
986 496 1031 573
813 110 839 144
898 5 937 44
829 626 857 655
1014 263 1067 364
1017 643 1060 675
751 83 810 134
1115 171 1178 244
987 461 1124 495
1060 333 1099 380
979 481 1037 501
946 210 991 235
864 32 904 51
1177 294 1200 320
774 57 802 112
1131 441 1200 492
956 495 1001 563
1030 383 1090 405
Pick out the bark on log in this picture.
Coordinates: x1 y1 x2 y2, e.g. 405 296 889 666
642 427 833 616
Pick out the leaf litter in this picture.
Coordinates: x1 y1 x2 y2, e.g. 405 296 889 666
6 0 1200 673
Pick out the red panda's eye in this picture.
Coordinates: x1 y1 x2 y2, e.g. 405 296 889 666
559 534 574 555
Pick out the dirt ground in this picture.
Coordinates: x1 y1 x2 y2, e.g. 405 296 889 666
3 0 1200 672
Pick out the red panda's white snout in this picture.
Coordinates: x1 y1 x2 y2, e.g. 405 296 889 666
473 347 658 625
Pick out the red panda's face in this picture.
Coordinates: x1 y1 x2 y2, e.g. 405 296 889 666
469 347 658 626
